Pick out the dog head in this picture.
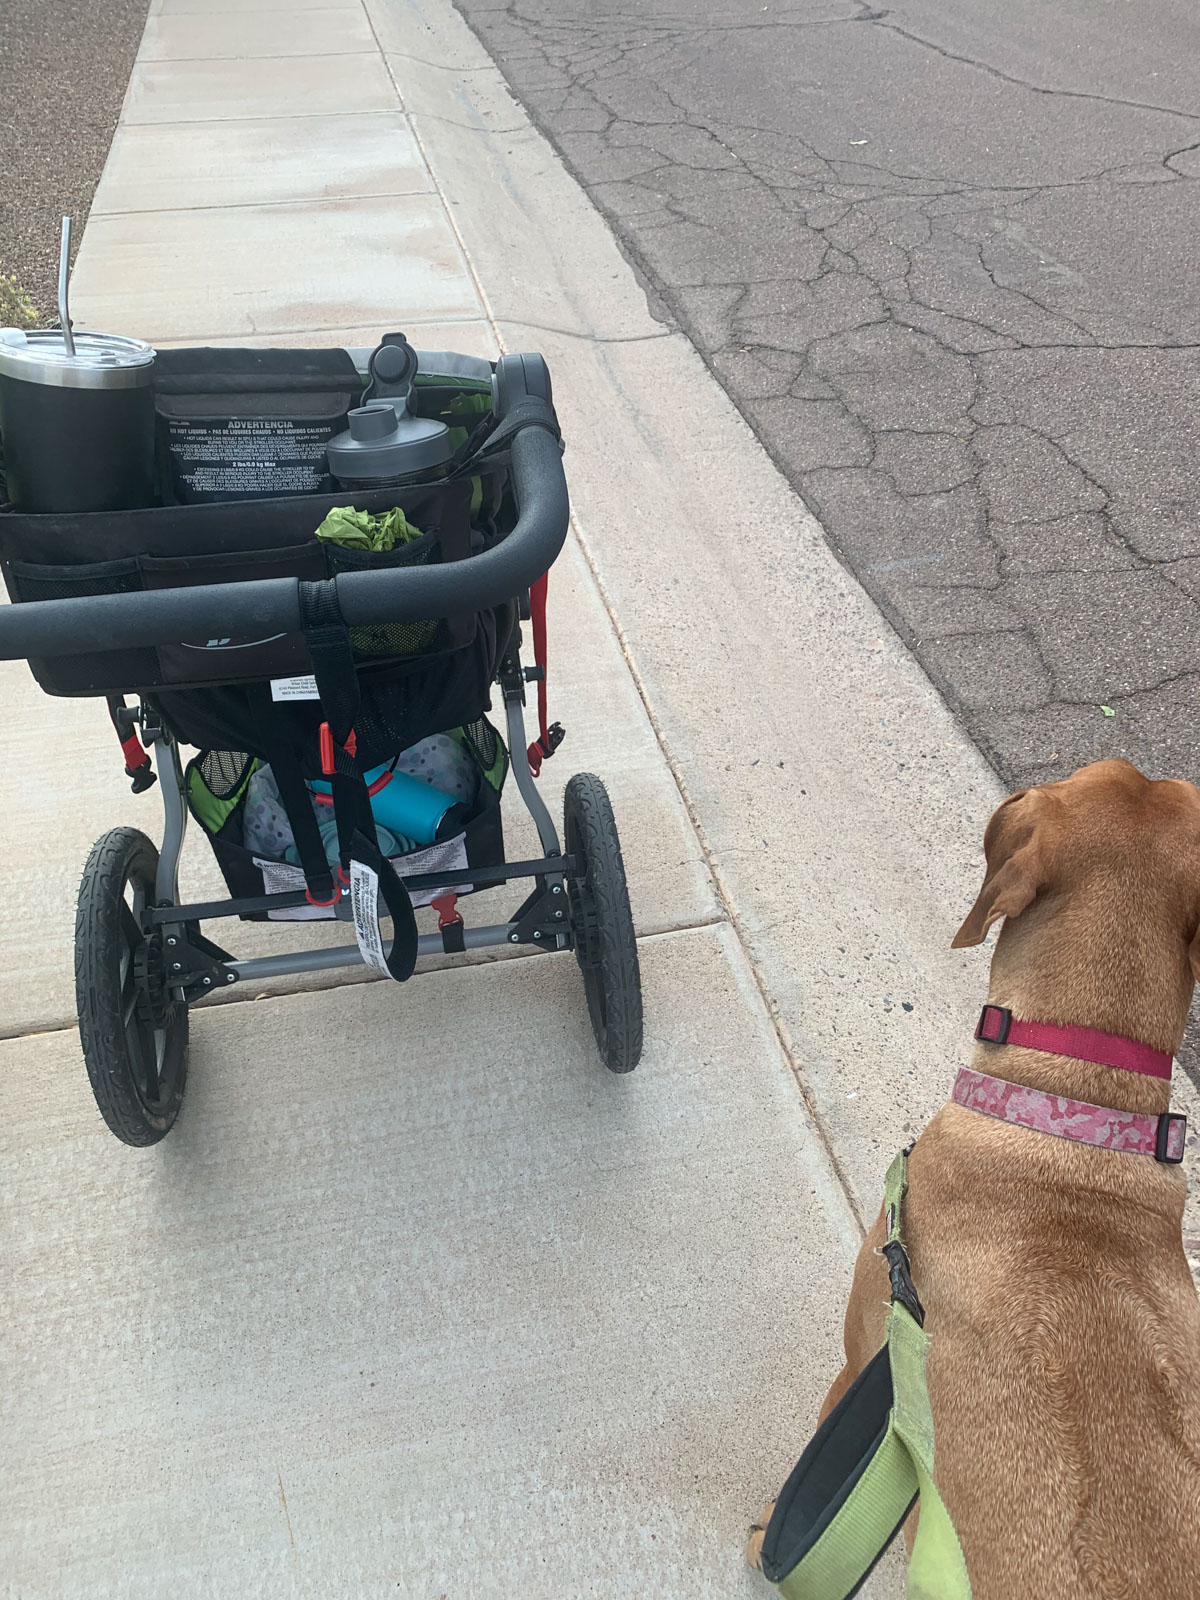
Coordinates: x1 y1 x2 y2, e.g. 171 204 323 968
952 761 1200 1025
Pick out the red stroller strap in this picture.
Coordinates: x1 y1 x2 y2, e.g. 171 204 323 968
526 571 564 776
106 696 157 793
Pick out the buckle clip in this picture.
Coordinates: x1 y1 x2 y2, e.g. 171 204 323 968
319 722 357 777
431 892 462 931
976 1004 1012 1044
881 1240 925 1327
1155 1112 1187 1164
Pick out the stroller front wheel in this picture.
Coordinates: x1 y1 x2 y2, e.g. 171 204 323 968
563 773 643 1074
75 827 189 1146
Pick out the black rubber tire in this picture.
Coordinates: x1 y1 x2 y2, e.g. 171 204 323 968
563 773 643 1073
75 827 188 1146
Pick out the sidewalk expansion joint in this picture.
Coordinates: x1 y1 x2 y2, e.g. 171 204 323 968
120 110 407 128
92 190 438 221
157 314 485 345
381 52 495 74
0 1018 79 1044
139 51 379 66
412 112 528 135
0 923 728 1042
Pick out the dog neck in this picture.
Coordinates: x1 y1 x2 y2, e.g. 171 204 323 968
971 892 1194 1117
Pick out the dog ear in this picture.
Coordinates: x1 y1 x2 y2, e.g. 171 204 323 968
952 789 1050 948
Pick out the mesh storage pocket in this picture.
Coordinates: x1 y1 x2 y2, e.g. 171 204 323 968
184 749 264 899
193 748 258 820
460 715 508 792
186 719 508 921
349 603 513 767
323 526 471 661
6 555 142 603
412 375 513 543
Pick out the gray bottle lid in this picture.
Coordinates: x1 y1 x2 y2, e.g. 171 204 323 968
0 329 156 389
327 400 453 480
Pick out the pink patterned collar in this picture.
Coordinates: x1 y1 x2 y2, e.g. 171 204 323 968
952 1066 1187 1164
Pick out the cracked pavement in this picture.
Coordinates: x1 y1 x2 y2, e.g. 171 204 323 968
454 0 1200 788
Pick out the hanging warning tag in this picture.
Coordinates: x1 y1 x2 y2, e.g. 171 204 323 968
349 860 390 973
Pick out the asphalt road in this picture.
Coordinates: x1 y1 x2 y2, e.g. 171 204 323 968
455 0 1200 790
0 0 150 314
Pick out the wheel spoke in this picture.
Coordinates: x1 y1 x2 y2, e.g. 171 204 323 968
118 883 161 1099
118 926 137 1006
121 964 157 1104
119 901 142 951
124 1010 151 1094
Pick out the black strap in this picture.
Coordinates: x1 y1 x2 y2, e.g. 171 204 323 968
347 826 424 971
297 579 419 982
298 580 359 749
250 685 334 903
462 398 561 471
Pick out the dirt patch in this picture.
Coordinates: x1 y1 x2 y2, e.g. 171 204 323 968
0 0 150 316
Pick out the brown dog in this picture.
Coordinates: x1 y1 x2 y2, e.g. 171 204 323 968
749 759 1200 1597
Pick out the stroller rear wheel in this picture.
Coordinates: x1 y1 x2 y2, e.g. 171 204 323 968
563 773 643 1074
75 827 189 1146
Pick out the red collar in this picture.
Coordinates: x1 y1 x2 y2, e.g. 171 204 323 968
975 1004 1173 1081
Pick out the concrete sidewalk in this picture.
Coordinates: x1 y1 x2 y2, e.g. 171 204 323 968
3 0 1197 1596
2 3 883 1596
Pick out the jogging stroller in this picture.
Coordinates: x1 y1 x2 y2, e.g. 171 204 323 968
0 335 643 1146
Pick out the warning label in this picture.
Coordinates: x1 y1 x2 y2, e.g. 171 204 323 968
166 417 334 502
350 860 390 973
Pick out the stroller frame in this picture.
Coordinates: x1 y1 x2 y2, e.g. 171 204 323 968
1 343 644 1146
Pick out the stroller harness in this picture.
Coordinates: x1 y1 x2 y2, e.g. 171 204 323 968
759 1149 972 1600
288 576 419 979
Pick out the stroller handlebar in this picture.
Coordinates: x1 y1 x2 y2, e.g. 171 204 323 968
0 425 569 662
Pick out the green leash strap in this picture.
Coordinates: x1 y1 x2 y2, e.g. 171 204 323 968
760 1151 972 1599
888 1302 972 1600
